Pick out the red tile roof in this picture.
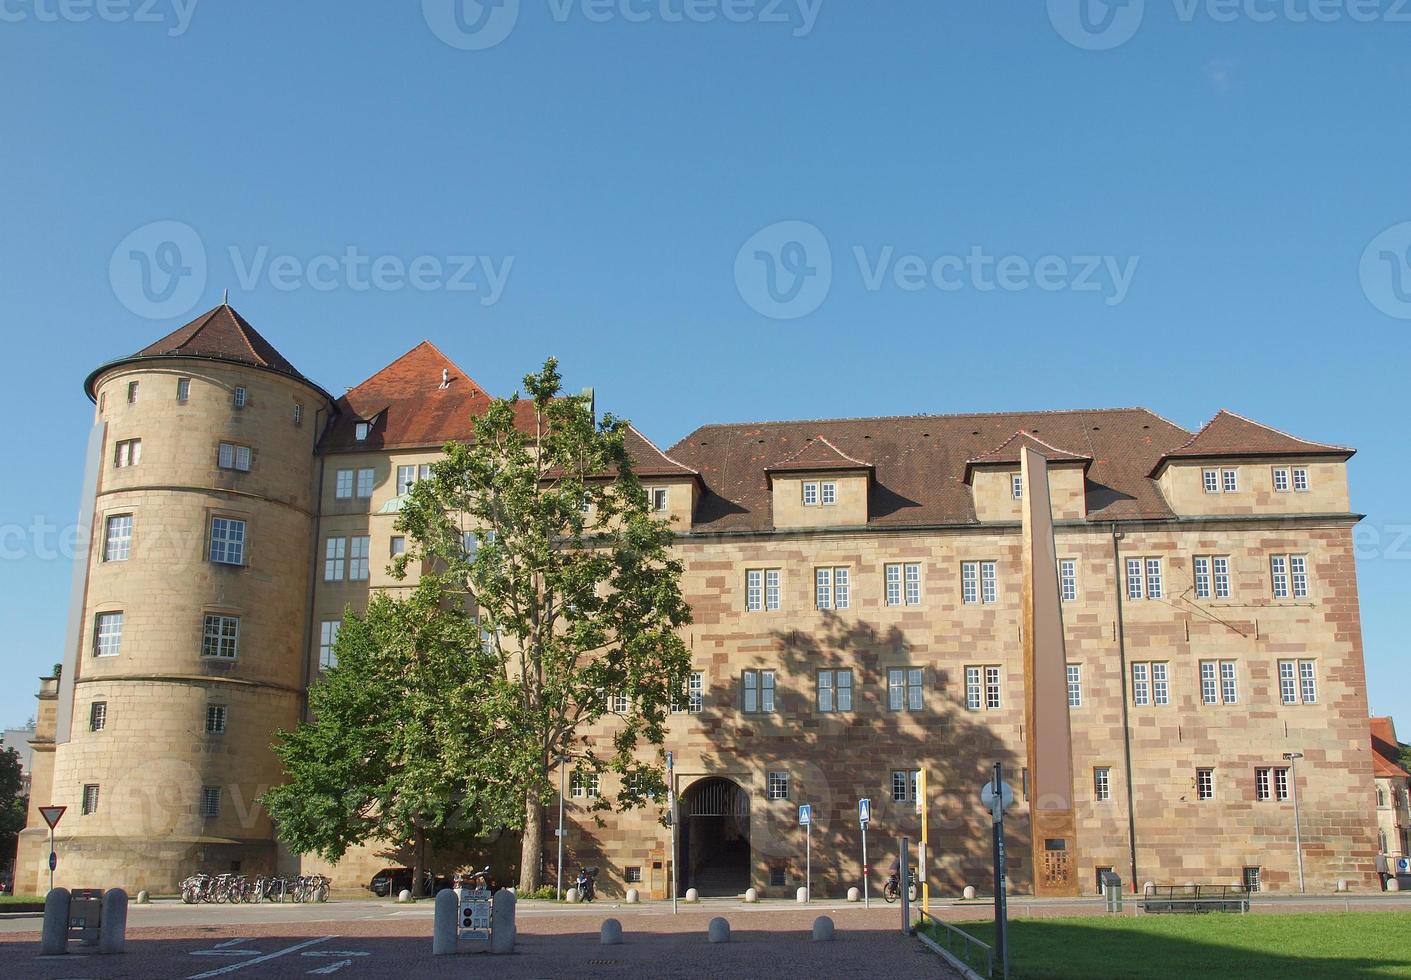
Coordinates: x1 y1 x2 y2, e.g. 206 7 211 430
85 303 324 400
765 435 872 475
622 425 699 478
319 341 534 453
668 408 1194 531
1372 717 1410 779
964 431 1091 481
1150 409 1353 475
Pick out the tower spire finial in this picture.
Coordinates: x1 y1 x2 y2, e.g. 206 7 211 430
222 288 229 305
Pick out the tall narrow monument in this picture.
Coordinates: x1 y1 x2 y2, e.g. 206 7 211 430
1019 446 1079 896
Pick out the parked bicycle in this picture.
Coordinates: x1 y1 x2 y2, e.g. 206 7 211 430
882 869 918 904
179 872 329 904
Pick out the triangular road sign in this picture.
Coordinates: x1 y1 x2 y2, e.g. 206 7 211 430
39 805 65 829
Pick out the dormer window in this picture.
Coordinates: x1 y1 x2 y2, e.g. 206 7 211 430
1222 468 1239 493
802 482 819 506
1292 466 1309 492
355 421 371 441
1202 467 1240 493
820 481 837 505
651 488 669 512
1011 474 1023 500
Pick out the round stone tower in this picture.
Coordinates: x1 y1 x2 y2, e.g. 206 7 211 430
39 304 333 893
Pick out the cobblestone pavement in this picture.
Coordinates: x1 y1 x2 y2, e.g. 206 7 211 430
0 902 960 980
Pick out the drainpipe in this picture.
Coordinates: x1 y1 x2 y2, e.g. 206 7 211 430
1111 524 1139 893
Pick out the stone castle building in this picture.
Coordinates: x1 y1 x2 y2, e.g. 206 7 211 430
16 304 1383 897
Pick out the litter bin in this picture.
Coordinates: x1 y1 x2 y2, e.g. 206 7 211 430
69 888 103 946
1101 873 1123 912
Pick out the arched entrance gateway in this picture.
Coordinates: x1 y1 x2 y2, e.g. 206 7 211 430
678 777 750 897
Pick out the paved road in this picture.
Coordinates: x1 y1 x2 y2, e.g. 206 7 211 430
0 901 958 980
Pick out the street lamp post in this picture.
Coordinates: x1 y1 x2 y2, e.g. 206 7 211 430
1283 752 1306 894
556 755 570 901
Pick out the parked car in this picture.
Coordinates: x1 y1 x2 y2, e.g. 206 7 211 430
367 868 452 897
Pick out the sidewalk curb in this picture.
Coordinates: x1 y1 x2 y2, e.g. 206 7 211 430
917 930 988 980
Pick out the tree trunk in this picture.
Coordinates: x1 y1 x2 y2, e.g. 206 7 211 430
519 790 544 892
412 828 426 898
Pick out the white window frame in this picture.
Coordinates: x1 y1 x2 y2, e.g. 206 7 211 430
1094 767 1111 801
319 620 340 670
767 770 790 801
887 667 924 712
1274 766 1290 801
1066 663 1082 708
127 380 138 403
1292 466 1309 492
217 442 252 472
1271 554 1309 598
765 569 781 610
1196 768 1215 801
104 514 133 562
891 769 919 804
1272 467 1290 493
885 563 902 606
1202 468 1220 493
89 700 107 732
1220 660 1238 704
1152 661 1169 705
743 669 775 713
348 536 370 581
820 481 837 505
114 438 141 467
984 665 1001 709
962 562 979 605
1255 767 1271 801
746 569 763 612
201 614 240 659
1222 468 1239 493
177 377 191 403
965 665 983 711
1212 556 1231 599
82 784 100 815
1011 473 1023 500
356 468 375 498
651 488 669 512
335 469 354 499
1193 556 1211 599
802 482 819 507
686 671 704 713
293 403 303 425
355 421 371 441
94 611 123 657
233 386 248 409
817 668 853 712
1298 659 1317 704
1059 559 1077 602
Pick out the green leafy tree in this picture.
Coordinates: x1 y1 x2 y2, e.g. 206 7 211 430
395 358 692 891
1400 742 1411 776
0 748 26 867
261 582 518 895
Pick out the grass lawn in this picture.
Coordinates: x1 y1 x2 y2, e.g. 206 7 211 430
0 895 44 905
924 911 1411 979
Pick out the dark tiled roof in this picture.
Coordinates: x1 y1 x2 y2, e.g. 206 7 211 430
319 341 536 453
965 431 1091 480
1372 717 1409 779
87 303 321 399
765 435 872 475
667 408 1197 531
622 425 699 478
1151 409 1354 475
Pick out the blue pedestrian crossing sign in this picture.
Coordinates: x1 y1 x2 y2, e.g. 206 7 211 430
858 798 872 825
799 804 812 826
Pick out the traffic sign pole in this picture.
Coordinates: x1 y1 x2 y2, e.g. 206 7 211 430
859 797 871 909
806 813 812 903
991 762 1010 980
668 751 677 916
38 805 65 895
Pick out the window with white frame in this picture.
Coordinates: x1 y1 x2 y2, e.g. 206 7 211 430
802 481 819 506
1292 466 1309 492
209 517 246 565
746 569 781 612
349 536 370 581
89 701 107 732
1277 659 1318 705
767 771 790 800
1273 467 1290 493
356 467 375 498
319 620 340 670
885 563 922 606
607 691 630 714
584 773 600 798
1011 473 1023 499
1199 660 1237 705
177 377 191 402
1256 767 1290 802
1094 767 1111 801
201 614 239 659
217 442 252 472
94 612 123 657
964 665 1000 711
1203 468 1220 493
891 769 919 803
206 703 227 734
200 785 221 817
1270 554 1309 598
1222 468 1239 493
355 421 370 441
324 537 346 581
1059 559 1077 601
651 488 669 512
396 464 431 496
673 671 704 714
127 380 138 403
104 514 133 562
888 667 924 712
962 561 998 604
1066 663 1082 707
820 481 837 505
114 438 141 467
1194 556 1231 599
1272 767 1290 802
233 386 248 409
293 403 303 425
743 669 775 713
1126 557 1163 600
335 469 354 499
1196 768 1215 801
82 784 100 815
1132 661 1169 706
815 567 849 609
985 665 1001 709
817 668 853 712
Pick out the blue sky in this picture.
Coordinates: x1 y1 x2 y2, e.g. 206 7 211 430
1 1 1408 729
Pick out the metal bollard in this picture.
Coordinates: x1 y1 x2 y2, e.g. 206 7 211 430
40 888 71 956
432 888 458 955
490 888 517 954
99 888 128 953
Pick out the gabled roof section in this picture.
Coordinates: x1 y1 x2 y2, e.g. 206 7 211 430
765 435 873 477
623 425 699 479
1372 717 1410 779
667 407 1192 531
319 341 525 453
85 303 326 401
964 430 1091 482
1150 409 1354 476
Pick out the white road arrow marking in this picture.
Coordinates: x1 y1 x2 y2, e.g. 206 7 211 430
307 959 353 975
187 936 334 979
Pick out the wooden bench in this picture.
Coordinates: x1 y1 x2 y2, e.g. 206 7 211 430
1140 884 1250 914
